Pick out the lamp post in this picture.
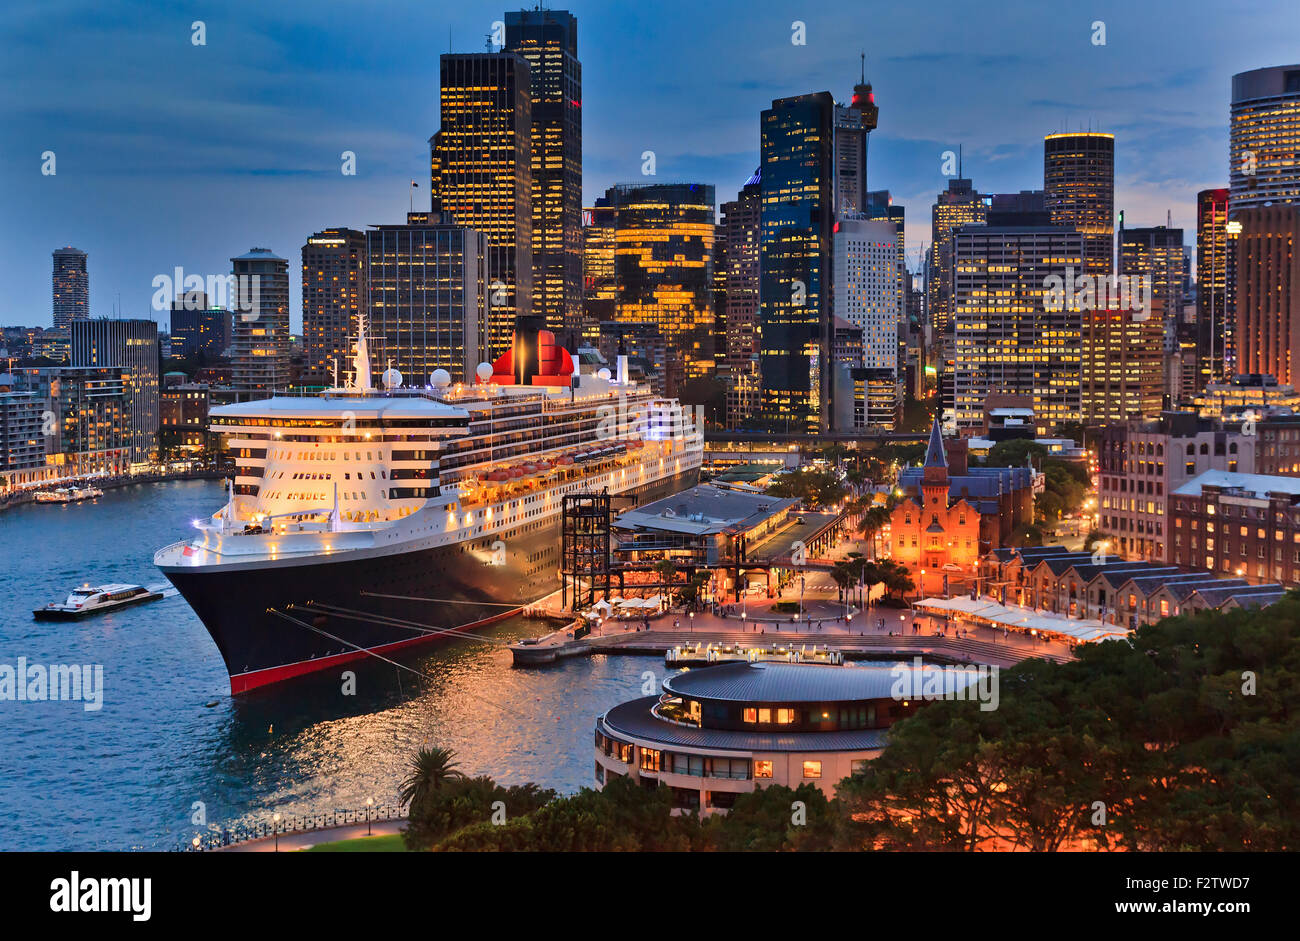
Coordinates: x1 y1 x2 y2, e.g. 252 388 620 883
191 835 201 852
689 611 694 633
272 812 281 852
366 797 374 836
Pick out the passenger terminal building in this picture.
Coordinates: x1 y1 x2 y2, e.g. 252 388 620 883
594 660 983 813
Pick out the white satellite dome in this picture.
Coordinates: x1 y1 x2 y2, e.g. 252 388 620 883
475 362 494 382
430 368 452 388
381 366 402 390
596 367 612 380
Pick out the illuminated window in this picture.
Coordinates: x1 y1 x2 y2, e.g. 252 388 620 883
757 708 771 723
743 708 757 722
776 708 795 724
754 760 773 778
802 760 822 779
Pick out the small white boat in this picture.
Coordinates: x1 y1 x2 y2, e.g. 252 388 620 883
33 486 104 504
34 583 163 620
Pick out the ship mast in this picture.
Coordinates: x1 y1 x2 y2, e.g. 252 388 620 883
353 310 374 393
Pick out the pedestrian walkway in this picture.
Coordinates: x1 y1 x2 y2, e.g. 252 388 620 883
220 818 406 852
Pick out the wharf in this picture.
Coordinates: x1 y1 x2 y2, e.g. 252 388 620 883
509 619 1073 670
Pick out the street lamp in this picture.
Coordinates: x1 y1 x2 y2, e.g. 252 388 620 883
191 835 201 851
366 797 374 836
689 611 694 633
272 812 281 852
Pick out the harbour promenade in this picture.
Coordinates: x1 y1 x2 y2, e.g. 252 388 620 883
512 594 1077 668
0 466 225 512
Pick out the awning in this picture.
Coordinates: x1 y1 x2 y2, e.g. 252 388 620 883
914 596 1131 645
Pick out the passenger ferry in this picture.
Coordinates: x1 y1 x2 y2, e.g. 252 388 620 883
34 583 163 620
156 316 703 693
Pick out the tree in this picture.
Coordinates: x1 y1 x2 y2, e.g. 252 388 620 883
707 783 837 851
984 439 1047 469
404 774 555 850
860 505 893 558
398 746 462 818
767 467 847 508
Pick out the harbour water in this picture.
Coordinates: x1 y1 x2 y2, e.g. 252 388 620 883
0 479 664 850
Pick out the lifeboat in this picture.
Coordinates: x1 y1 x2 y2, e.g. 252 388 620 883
487 469 510 482
522 463 539 476
557 455 574 466
509 467 524 479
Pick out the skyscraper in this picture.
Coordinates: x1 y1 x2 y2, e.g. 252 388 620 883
430 52 532 360
504 9 582 338
832 217 901 429
1119 225 1185 351
230 248 290 395
1044 132 1115 274
52 247 88 330
1080 300 1165 422
302 228 367 386
952 199 1084 431
759 92 835 433
721 171 762 429
581 199 617 340
928 178 988 336
866 190 906 325
1196 188 1232 385
1230 65 1300 213
366 214 488 386
603 182 716 396
1234 204 1300 385
169 293 232 360
833 66 878 216
70 317 160 464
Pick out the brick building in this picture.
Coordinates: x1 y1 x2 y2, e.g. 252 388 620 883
1170 470 1300 586
1099 412 1255 563
1256 414 1300 477
891 421 987 596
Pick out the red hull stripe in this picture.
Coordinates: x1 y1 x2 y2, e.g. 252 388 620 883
228 606 525 694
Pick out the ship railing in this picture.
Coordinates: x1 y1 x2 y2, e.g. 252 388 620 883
175 805 408 851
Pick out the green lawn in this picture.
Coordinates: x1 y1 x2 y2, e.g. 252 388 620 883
304 832 407 852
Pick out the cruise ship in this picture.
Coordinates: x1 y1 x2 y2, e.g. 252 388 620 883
155 318 702 693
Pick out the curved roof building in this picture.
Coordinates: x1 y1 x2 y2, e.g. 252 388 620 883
595 660 986 813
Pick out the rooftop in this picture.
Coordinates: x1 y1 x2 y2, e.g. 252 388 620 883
210 394 469 421
662 660 982 704
602 696 892 753
1173 470 1300 500
614 485 798 537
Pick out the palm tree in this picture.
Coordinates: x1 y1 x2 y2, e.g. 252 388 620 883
653 558 677 590
829 561 854 608
860 505 892 559
398 746 463 813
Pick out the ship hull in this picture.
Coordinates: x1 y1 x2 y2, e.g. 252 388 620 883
162 469 698 693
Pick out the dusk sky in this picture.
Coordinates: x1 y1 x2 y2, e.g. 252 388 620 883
3 0 1297 331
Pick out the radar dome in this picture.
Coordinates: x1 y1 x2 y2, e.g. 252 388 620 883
475 362 494 382
381 366 402 389
431 368 452 388
596 367 612 380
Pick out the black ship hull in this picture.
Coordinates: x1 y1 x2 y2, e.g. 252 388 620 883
161 470 698 693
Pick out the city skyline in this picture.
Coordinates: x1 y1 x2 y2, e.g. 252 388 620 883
4 0 1298 331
